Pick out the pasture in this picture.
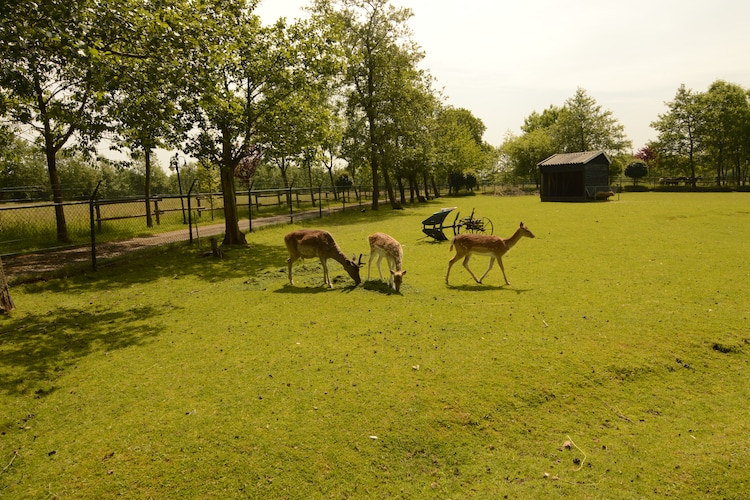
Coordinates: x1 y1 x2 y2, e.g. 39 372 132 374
1 193 748 498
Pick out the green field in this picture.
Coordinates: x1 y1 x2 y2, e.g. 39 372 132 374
1 192 748 498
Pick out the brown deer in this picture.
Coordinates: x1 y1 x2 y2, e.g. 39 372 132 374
284 229 362 287
367 232 406 292
446 222 535 286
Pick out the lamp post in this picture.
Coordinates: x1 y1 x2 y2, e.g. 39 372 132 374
170 153 187 224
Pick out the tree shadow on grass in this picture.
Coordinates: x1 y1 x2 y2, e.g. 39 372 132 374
15 242 291 293
0 304 166 398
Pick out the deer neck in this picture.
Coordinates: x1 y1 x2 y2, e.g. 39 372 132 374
329 247 350 265
390 252 402 271
504 228 525 250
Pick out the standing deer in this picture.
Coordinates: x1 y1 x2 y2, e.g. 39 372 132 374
284 229 362 288
446 222 535 286
367 232 406 292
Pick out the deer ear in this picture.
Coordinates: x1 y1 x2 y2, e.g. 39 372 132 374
520 222 524 227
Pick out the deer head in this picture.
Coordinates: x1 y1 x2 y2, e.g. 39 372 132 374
519 222 535 238
390 269 407 292
344 253 363 285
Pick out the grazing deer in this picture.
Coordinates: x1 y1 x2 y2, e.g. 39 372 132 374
284 229 362 288
446 222 535 286
367 232 406 292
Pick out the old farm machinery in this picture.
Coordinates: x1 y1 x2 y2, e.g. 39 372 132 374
421 207 494 241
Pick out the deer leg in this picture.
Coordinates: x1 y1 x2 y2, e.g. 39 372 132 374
375 255 385 281
497 257 510 285
320 258 331 287
287 257 296 285
479 257 495 284
462 255 482 283
387 259 394 289
446 253 463 284
367 252 375 281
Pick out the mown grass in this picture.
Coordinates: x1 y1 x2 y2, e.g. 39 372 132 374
1 192 749 498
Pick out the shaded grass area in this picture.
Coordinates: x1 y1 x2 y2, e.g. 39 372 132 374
1 193 749 498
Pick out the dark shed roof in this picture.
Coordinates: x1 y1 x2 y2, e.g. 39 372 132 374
538 151 609 167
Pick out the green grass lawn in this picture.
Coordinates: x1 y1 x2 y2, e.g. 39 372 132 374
1 192 749 498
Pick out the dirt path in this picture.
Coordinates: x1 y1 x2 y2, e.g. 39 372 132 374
3 209 331 279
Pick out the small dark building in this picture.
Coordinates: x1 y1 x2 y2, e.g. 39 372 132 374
538 151 611 202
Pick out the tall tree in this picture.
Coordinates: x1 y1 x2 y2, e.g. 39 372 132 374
701 80 750 186
314 0 423 210
186 3 335 245
107 1 191 227
501 128 556 185
0 0 111 242
651 84 704 186
555 87 631 155
431 106 491 192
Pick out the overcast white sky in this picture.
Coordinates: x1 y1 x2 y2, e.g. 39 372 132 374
255 0 750 152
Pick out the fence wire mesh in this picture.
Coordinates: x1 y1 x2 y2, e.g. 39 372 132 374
1 186 376 279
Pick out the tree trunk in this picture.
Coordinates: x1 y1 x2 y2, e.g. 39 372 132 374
396 175 406 206
367 107 380 210
0 256 14 314
431 175 440 198
37 75 70 243
327 166 338 200
46 150 70 243
382 167 401 209
220 134 246 246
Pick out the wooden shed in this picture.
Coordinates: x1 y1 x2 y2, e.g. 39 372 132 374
538 151 611 202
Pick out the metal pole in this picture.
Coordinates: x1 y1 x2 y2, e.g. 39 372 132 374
248 180 254 233
171 153 187 223
187 179 197 244
89 181 101 271
288 182 294 224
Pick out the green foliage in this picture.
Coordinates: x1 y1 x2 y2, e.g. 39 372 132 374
624 160 648 185
2 194 749 497
651 84 703 181
555 87 632 154
700 80 750 185
432 107 493 188
0 130 48 199
501 88 631 183
650 80 750 185
317 0 432 208
500 128 555 183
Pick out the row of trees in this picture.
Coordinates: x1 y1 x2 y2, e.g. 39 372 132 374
0 0 495 245
0 128 181 200
499 87 632 183
500 82 750 188
0 127 359 201
649 81 750 186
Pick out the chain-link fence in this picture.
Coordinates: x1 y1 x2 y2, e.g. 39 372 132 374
0 185 383 278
